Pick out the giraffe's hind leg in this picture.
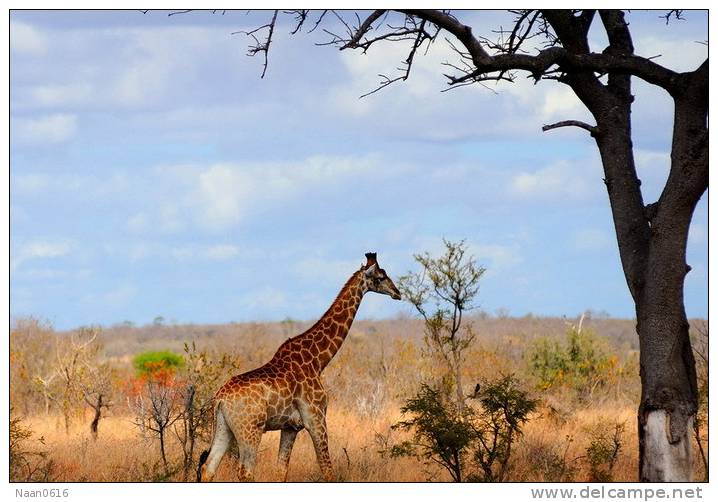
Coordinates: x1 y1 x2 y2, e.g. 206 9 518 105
233 426 263 481
278 428 299 481
199 403 233 481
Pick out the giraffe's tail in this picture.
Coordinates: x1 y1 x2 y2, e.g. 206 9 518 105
197 449 210 482
197 398 223 482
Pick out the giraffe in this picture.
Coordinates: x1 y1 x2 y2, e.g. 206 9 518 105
197 252 401 482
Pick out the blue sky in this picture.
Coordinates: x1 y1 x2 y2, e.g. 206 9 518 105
10 10 708 329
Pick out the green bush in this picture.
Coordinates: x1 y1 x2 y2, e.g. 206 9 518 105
471 375 538 481
132 351 184 375
390 374 537 482
390 384 474 482
584 420 624 482
528 326 616 399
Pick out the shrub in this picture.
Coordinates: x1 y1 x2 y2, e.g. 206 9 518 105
584 420 625 482
133 351 184 376
528 324 616 400
398 238 485 410
471 375 538 481
525 435 577 482
390 374 537 482
10 410 54 481
390 384 474 482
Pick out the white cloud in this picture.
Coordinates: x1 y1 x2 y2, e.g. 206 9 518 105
128 242 154 263
10 21 47 55
29 83 94 108
294 257 359 284
164 155 385 231
540 87 586 120
203 245 240 261
12 171 129 198
634 149 670 202
20 268 92 280
13 113 78 144
122 241 244 264
13 24 238 111
13 173 51 192
127 212 150 233
195 164 252 229
12 240 73 271
509 161 597 202
468 243 523 271
634 149 670 170
634 36 707 74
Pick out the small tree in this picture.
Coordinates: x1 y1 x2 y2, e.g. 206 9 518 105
78 361 115 440
130 350 185 474
10 409 54 482
528 318 616 401
470 375 538 481
54 326 103 434
10 317 57 415
399 239 485 410
584 421 625 482
173 342 242 480
390 374 537 482
390 384 473 482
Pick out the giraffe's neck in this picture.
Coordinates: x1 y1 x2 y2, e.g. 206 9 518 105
307 270 365 371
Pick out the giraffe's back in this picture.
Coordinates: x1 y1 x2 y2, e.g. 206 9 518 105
215 362 305 432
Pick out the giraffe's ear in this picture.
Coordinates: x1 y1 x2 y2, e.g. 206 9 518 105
363 263 379 277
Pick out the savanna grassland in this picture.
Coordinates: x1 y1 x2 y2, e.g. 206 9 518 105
10 314 708 482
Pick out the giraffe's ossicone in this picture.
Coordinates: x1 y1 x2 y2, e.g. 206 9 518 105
198 252 401 482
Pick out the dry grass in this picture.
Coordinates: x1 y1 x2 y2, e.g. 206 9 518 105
12 315 708 482
20 405 707 482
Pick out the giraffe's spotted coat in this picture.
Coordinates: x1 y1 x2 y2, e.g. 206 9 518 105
199 254 401 482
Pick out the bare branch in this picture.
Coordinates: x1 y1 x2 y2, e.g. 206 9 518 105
542 120 600 136
660 10 685 25
359 74 404 99
233 10 278 79
396 10 680 93
308 10 328 33
284 10 308 35
167 10 192 17
341 10 387 49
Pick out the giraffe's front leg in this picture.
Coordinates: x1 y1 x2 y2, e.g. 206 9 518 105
278 428 298 481
297 400 334 481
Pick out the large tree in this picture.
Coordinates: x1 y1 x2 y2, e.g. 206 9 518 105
179 9 707 481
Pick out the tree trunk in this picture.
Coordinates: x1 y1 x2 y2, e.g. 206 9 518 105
635 79 706 482
636 211 698 481
90 394 103 440
159 428 168 472
182 385 196 481
579 41 706 477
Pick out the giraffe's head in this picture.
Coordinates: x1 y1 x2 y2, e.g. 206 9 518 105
361 252 401 300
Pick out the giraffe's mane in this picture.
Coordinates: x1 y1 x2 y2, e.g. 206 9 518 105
303 268 362 333
273 268 362 351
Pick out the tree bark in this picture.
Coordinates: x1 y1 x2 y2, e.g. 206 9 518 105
593 98 703 482
90 394 103 440
635 70 707 481
560 11 706 480
159 428 168 472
